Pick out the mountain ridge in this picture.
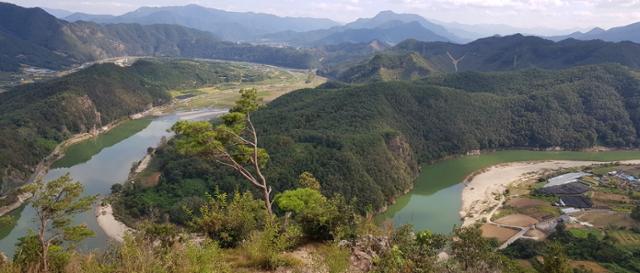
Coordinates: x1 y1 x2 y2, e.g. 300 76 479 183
64 4 340 41
325 34 640 82
0 2 316 72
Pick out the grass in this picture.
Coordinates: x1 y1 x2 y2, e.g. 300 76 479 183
608 230 640 251
52 118 153 168
568 228 603 240
171 65 326 110
491 208 517 221
590 164 619 176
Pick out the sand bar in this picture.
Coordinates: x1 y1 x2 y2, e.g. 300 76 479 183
96 204 132 242
460 160 640 226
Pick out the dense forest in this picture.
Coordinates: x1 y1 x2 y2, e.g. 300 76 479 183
0 59 269 196
323 35 640 82
118 64 640 221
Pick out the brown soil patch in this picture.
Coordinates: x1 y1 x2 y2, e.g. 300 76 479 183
142 172 161 188
506 198 546 208
481 224 519 244
570 261 609 273
592 191 632 203
574 210 637 229
495 214 539 227
515 259 534 270
525 228 547 239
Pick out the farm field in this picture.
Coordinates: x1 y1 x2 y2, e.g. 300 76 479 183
170 64 326 109
608 230 640 251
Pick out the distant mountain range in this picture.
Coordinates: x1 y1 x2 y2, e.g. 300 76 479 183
48 3 640 47
0 2 316 72
550 22 640 43
259 11 462 46
64 4 339 41
435 21 585 41
326 34 640 82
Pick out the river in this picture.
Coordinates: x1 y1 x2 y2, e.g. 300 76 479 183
0 109 225 257
4 129 640 256
377 150 640 234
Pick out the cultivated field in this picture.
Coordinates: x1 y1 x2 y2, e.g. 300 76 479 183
480 224 519 243
170 63 326 110
494 214 539 227
609 230 640 251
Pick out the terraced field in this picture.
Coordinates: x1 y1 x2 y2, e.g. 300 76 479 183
609 230 640 251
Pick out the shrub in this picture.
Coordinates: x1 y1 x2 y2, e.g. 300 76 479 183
243 219 302 270
312 244 351 273
276 188 359 241
191 191 266 248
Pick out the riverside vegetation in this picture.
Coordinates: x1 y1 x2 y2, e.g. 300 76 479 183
0 58 292 198
119 64 640 218
1 89 547 273
2 71 639 273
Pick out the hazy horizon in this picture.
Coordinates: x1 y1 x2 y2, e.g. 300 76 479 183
6 0 640 32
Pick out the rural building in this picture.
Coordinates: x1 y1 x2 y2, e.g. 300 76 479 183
558 196 593 209
537 182 590 195
544 172 590 188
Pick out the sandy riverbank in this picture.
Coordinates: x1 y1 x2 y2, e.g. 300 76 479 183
460 160 640 226
96 204 132 242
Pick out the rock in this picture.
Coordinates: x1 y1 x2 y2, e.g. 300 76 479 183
0 251 7 264
338 240 350 248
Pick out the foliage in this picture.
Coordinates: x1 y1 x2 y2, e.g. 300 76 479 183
312 244 351 273
298 172 321 191
450 226 502 271
275 187 359 241
190 191 266 248
0 59 267 196
546 222 640 273
118 64 640 215
502 239 545 259
372 225 521 273
542 243 572 273
15 174 95 272
173 88 274 214
323 34 640 82
631 205 640 221
242 219 302 270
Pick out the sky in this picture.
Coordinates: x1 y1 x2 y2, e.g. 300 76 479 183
8 0 640 30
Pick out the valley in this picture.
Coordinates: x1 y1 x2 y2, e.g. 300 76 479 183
0 58 323 257
1 1 640 272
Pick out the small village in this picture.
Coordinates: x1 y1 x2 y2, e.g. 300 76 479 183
478 163 640 271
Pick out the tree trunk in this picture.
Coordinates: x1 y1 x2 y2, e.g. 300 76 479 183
262 187 273 215
38 221 49 273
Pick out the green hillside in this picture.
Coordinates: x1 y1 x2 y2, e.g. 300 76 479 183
328 52 437 83
0 59 268 195
119 64 640 219
325 35 640 82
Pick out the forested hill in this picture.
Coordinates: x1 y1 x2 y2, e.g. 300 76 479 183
325 35 640 82
120 64 640 219
0 2 315 72
0 59 258 196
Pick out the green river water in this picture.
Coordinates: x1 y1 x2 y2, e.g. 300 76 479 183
377 150 640 234
4 122 640 255
0 109 226 257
